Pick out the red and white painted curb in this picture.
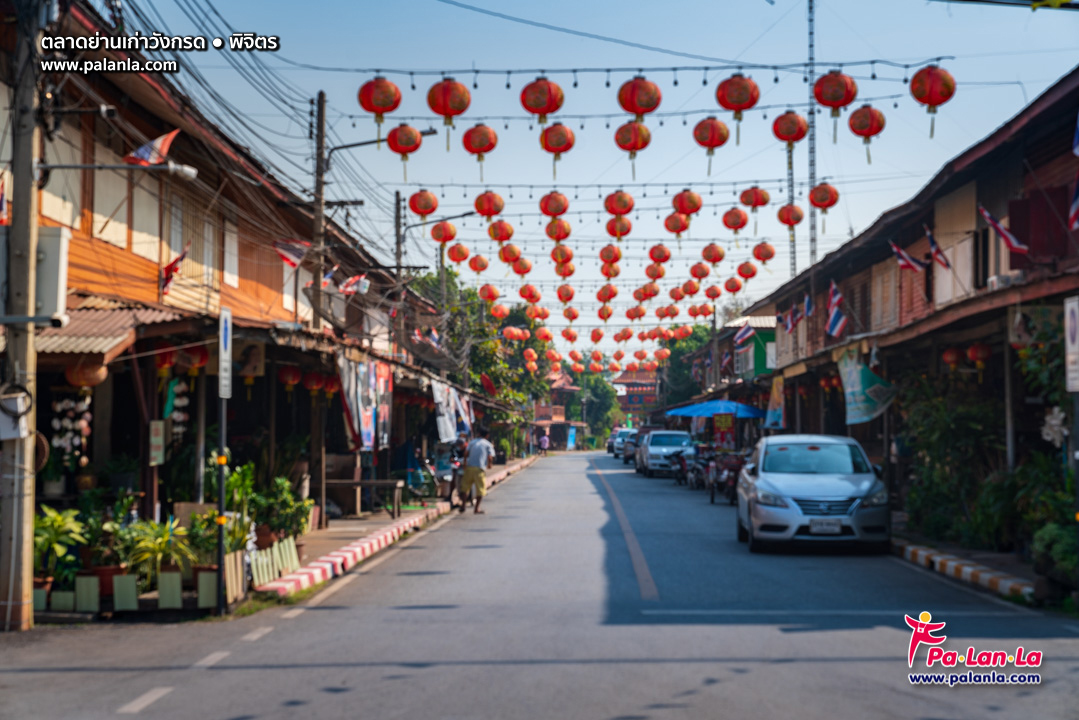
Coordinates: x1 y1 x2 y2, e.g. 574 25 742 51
893 538 1034 601
256 455 541 598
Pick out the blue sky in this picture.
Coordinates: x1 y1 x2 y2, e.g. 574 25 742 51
142 0 1079 351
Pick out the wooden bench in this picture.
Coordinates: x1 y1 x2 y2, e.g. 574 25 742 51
323 479 404 518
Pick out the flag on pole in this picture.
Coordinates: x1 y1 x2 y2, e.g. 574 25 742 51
1069 172 1078 231
791 303 803 330
161 243 189 295
925 224 951 269
124 129 181 166
735 343 754 354
828 280 843 311
320 264 340 288
0 179 8 226
775 310 786 328
783 309 794 334
339 274 369 295
890 241 928 272
273 239 310 268
826 305 848 337
733 323 756 346
720 350 732 370
804 292 814 318
978 204 1028 254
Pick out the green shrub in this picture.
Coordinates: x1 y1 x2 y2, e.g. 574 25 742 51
1032 523 1078 590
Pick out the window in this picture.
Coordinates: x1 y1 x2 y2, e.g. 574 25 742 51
762 443 872 474
282 261 295 311
168 194 184 257
973 228 990 289
202 219 216 287
223 219 239 287
649 434 692 447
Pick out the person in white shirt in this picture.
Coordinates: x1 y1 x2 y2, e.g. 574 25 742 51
461 426 496 514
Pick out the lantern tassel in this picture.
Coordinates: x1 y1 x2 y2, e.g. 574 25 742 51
822 214 827 234
865 139 872 165
929 115 935 140
631 157 636 182
402 156 408 183
707 154 713 176
754 215 758 236
376 121 382 150
552 156 557 181
736 121 741 146
446 127 451 152
833 117 838 145
478 158 484 183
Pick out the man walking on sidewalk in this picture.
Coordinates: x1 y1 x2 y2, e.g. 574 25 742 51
461 426 496 514
539 432 550 456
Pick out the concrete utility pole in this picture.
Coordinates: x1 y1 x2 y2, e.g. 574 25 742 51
807 0 818 266
394 191 403 355
310 90 326 330
1 0 42 632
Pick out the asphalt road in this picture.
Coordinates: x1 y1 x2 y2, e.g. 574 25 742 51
3 451 1078 719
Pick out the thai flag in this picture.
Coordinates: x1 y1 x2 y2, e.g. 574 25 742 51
1073 108 1079 158
320 264 339 288
124 129 181 166
1069 172 1078 231
925 224 951 269
791 303 803 330
720 350 732 369
775 311 786 328
828 280 843 312
273 239 310 268
733 323 755 346
0 179 7 226
783 309 793 334
736 343 753 354
978 204 1028 254
428 328 441 347
160 243 189 295
826 305 848 337
890 240 928 272
804 292 814 318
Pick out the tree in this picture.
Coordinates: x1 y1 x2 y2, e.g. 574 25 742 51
661 324 712 406
565 372 619 436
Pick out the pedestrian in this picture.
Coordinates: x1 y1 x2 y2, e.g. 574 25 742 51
461 426 496 514
539 432 550 457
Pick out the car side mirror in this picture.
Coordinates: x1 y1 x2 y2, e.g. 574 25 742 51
744 463 757 476
873 464 883 478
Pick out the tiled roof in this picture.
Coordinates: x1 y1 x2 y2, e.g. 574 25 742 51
725 315 777 329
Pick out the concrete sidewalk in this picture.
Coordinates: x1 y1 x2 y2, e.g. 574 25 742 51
257 454 540 598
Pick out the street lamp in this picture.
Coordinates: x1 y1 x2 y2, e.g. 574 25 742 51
326 127 438 171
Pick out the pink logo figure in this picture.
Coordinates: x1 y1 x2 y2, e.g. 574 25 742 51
905 611 947 668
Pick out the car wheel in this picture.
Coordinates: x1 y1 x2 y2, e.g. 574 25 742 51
622 455 629 465
710 481 716 504
736 512 748 542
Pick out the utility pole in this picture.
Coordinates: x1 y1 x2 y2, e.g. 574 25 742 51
807 0 818 266
1 0 42 632
394 191 403 356
310 90 326 331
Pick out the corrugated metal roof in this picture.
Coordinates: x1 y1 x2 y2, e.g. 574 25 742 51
725 316 777 329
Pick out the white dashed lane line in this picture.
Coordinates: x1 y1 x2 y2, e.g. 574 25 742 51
191 651 231 669
241 626 274 642
116 687 173 714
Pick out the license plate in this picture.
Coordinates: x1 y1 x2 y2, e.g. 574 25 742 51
809 518 842 535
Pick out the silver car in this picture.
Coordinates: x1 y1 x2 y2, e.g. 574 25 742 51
639 431 694 477
736 434 890 553
612 429 635 458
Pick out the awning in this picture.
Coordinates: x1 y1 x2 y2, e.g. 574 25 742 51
665 399 765 419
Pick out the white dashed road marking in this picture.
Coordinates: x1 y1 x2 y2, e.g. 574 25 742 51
116 687 173 714
191 651 230 668
241 626 274 642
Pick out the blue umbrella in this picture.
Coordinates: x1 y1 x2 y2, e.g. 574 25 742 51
665 399 765 419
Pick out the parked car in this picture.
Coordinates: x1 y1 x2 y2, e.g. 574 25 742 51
612 429 635 458
632 426 666 472
606 429 620 454
622 432 639 464
735 434 890 553
637 431 694 477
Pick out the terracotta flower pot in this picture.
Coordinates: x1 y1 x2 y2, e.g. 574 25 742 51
33 576 54 596
254 523 276 550
91 565 127 597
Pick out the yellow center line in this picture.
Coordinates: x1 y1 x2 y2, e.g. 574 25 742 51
589 458 659 601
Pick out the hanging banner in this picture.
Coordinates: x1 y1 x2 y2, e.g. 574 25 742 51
430 380 458 443
837 347 898 425
566 426 577 450
336 353 376 451
713 413 735 450
375 362 393 448
764 376 785 429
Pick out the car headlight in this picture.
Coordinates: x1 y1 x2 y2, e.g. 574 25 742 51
862 483 888 507
757 491 788 507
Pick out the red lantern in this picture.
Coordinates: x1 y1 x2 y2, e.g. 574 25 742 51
488 219 514 243
632 288 646 303
526 361 539 374
502 327 519 342
773 110 808 149
490 303 509 319
910 65 956 138
618 75 662 122
523 348 538 362
498 243 521 264
830 375 843 390
588 362 603 374
634 349 648 361
648 244 671 264
512 257 533 277
655 306 668 320
539 191 569 217
550 362 562 374
555 262 576 278
546 218 571 243
479 284 500 303
809 183 839 232
520 76 564 124
942 347 963 373
813 70 858 143
563 328 579 343
557 284 575 304
322 374 342 399
664 213 690 239
154 342 176 380
408 189 438 220
599 244 622 264
698 304 713 317
702 243 726 266
682 279 700 296
688 305 700 319
615 121 651 180
690 262 711 280
605 190 634 216
563 307 579 323
537 327 554 343
673 189 703 219
606 216 632 240
539 122 575 179
669 286 685 302
778 204 804 227
656 348 672 361
723 207 748 235
428 78 471 149
591 328 604 344
626 362 640 373
737 261 758 280
545 348 560 362
462 124 497 180
598 305 614 323
302 372 325 398
430 221 456 245
447 243 470 264
184 345 209 383
645 263 666 281
550 245 574 265
693 116 729 174
848 105 885 164
277 365 302 399
642 281 660 298
386 124 422 181
474 190 504 222
752 242 775 264
725 277 743 294
597 284 618 303
358 76 402 143
705 285 721 300
966 342 992 383
572 363 585 374
716 73 760 143
740 186 769 234
65 362 108 389
601 262 620 278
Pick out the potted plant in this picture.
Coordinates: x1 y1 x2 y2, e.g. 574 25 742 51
129 518 197 590
33 505 88 597
495 438 511 465
188 511 222 587
39 453 65 498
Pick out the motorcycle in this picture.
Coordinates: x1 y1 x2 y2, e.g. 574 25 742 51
687 445 712 491
712 451 746 505
670 449 690 486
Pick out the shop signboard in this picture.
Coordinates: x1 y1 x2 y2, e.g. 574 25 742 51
713 413 735 451
1066 297 1079 393
836 347 898 425
149 420 165 466
764 376 785 429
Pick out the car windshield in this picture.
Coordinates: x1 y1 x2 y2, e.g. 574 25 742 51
617 430 631 439
762 443 872 474
650 434 692 447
